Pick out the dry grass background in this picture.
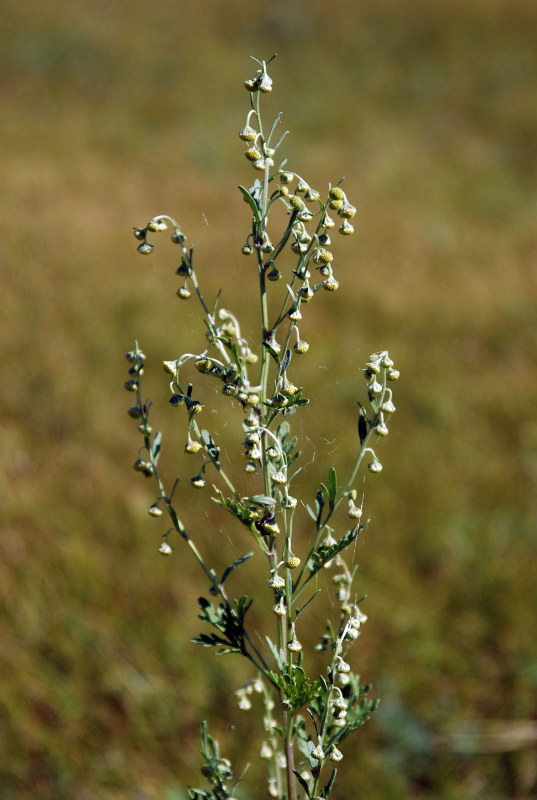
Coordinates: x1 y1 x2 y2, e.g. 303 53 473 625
1 0 537 798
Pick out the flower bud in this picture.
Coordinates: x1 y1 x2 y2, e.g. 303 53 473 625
159 542 173 556
328 198 343 211
147 219 167 232
288 306 302 321
239 125 257 142
312 248 333 264
176 286 191 299
305 188 320 202
170 230 185 244
281 495 297 509
185 441 202 454
133 227 146 240
380 399 396 414
287 637 302 653
267 574 285 589
339 202 357 219
328 747 343 762
195 358 214 373
259 74 273 93
124 380 138 392
128 406 142 419
323 278 339 292
280 171 294 184
267 267 281 281
241 244 253 255
329 186 345 200
338 219 355 235
387 368 400 381
262 520 280 536
148 504 163 517
311 744 325 761
367 379 383 394
368 460 383 473
298 286 314 302
294 340 309 354
374 421 389 437
272 597 286 616
190 476 206 489
137 242 154 254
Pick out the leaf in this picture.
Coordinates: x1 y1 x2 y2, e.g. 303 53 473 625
267 665 322 713
315 489 325 527
281 348 291 372
293 770 311 798
238 185 262 228
358 402 369 444
151 431 162 465
247 495 276 507
328 467 338 511
262 340 281 365
322 769 337 798
220 553 253 586
200 429 220 469
265 636 285 670
308 523 366 577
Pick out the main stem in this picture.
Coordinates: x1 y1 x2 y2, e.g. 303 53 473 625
255 145 297 800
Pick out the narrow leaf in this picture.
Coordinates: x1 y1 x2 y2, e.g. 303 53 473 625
293 770 311 798
238 185 261 228
328 466 338 510
220 552 254 585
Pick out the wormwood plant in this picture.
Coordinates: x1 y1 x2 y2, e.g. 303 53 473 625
124 56 399 800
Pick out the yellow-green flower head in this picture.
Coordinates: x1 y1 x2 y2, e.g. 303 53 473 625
329 186 345 201
328 198 344 211
245 146 262 162
285 556 301 569
185 440 202 454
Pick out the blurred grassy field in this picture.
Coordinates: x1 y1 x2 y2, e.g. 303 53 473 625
2 0 537 797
